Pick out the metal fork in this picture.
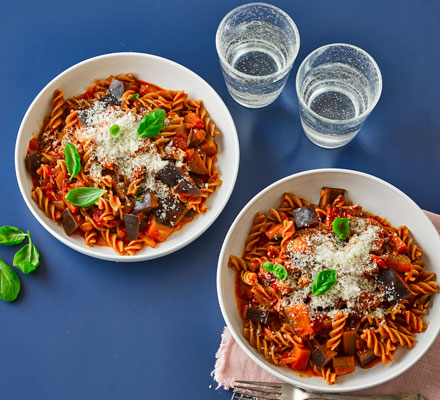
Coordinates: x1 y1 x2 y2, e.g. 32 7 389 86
233 381 425 400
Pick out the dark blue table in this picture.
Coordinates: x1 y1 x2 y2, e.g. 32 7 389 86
2 1 439 399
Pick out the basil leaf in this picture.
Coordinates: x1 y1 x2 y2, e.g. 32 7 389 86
263 261 274 273
129 93 139 100
64 142 81 181
0 258 20 302
0 226 28 246
332 217 350 240
13 231 40 274
65 187 106 207
312 270 337 296
137 109 166 137
272 263 288 281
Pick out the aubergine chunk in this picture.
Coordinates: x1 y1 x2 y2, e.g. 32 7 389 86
174 180 202 196
25 153 42 175
377 268 411 303
132 190 159 213
155 163 185 187
61 208 78 236
319 187 346 208
293 205 319 229
310 343 335 368
245 308 269 324
153 197 188 227
357 348 377 367
342 330 356 354
109 79 125 101
123 213 140 241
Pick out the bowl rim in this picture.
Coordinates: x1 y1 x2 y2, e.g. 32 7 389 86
15 52 240 262
217 168 440 392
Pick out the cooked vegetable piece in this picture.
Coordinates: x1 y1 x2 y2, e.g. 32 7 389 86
109 79 125 101
186 149 209 175
389 232 407 253
371 254 387 269
283 304 314 336
190 129 206 146
342 330 356 354
200 137 218 156
357 347 377 367
153 197 188 226
146 215 173 242
123 213 140 241
385 254 412 272
333 355 355 375
25 153 42 175
319 187 346 208
245 307 269 324
132 190 158 213
155 163 184 187
377 268 411 303
183 112 204 129
310 343 336 368
284 346 311 370
293 206 319 229
61 208 78 235
265 224 283 240
174 180 202 196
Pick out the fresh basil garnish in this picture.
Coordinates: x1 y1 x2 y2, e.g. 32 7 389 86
65 187 106 207
262 261 288 281
129 93 140 100
13 231 40 274
137 109 166 137
0 226 28 246
64 142 81 181
0 258 20 302
332 217 350 240
312 270 337 296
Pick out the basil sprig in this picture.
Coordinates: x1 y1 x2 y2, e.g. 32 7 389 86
64 142 81 181
137 109 166 137
332 217 350 240
312 270 337 296
0 226 27 246
65 187 106 207
0 258 20 302
13 231 40 274
129 93 139 100
263 261 288 281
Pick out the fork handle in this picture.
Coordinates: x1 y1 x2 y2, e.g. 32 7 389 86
307 393 424 400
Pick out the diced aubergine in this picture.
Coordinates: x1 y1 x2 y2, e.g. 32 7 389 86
25 153 42 175
342 330 356 354
377 268 411 303
310 344 336 368
174 180 202 196
357 348 377 367
319 187 346 208
123 213 140 241
333 355 355 375
153 197 188 227
245 307 269 324
109 79 125 101
293 206 320 230
200 137 218 156
186 149 209 175
132 190 159 213
61 208 78 235
155 163 185 187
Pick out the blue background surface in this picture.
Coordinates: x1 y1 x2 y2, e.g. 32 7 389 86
1 1 439 399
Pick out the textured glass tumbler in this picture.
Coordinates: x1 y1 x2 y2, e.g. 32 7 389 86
216 3 300 108
296 44 382 148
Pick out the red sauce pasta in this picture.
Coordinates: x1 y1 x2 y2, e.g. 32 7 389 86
25 74 222 255
228 188 438 384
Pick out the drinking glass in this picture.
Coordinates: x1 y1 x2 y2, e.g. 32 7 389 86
296 43 382 148
216 3 300 108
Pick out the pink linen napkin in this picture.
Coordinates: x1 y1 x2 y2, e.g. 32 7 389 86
213 211 440 399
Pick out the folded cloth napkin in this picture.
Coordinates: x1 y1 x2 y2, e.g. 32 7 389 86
213 211 440 399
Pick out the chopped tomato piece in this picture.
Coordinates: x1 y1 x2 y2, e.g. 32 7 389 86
286 236 309 254
325 205 348 226
171 133 188 150
139 84 157 96
28 138 41 152
389 232 407 253
184 112 204 129
371 254 388 269
92 210 106 227
265 224 283 240
384 253 412 272
283 304 314 337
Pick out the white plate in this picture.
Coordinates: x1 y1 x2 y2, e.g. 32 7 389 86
15 52 239 262
217 168 440 392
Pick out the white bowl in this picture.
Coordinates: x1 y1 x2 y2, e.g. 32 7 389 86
15 52 239 262
217 168 440 392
